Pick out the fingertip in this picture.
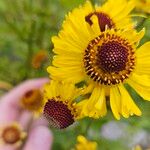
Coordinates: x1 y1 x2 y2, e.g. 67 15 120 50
0 78 49 123
0 78 49 105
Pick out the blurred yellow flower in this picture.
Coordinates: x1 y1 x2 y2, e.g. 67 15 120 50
59 0 135 34
31 50 48 69
0 122 26 147
20 89 44 116
48 0 150 119
43 81 83 129
74 135 97 150
135 0 150 14
133 145 150 150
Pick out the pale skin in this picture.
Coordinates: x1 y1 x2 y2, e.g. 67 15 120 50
0 78 53 150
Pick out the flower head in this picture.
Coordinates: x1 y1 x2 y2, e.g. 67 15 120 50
43 81 82 129
133 145 142 150
74 135 97 150
0 122 26 147
47 0 150 119
59 0 135 38
20 89 45 116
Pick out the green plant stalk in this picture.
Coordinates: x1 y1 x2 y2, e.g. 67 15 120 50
24 20 36 79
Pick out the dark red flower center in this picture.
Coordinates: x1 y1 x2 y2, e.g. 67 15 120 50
2 126 20 144
24 90 33 98
85 12 114 32
43 99 74 129
83 33 135 85
21 89 43 111
97 41 128 73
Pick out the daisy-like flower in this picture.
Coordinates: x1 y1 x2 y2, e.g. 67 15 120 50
0 122 26 147
133 145 142 150
48 1 150 119
43 81 82 129
20 89 45 116
135 0 150 14
59 0 135 36
74 135 97 150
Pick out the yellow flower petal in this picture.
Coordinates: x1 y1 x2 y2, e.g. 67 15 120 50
122 28 145 45
75 135 97 150
82 1 94 14
128 73 150 100
52 36 84 54
47 66 86 83
95 87 107 116
97 0 126 17
53 55 82 67
96 0 135 29
81 82 95 95
118 84 142 118
136 41 150 75
135 0 150 14
110 86 121 120
90 15 101 36
78 86 106 118
114 0 135 21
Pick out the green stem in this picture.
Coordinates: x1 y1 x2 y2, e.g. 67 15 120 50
36 20 46 49
83 119 93 136
90 0 95 5
23 20 36 80
19 116 34 150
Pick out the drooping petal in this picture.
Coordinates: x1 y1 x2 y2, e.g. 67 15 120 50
95 87 107 116
77 85 106 118
118 84 142 118
110 86 121 120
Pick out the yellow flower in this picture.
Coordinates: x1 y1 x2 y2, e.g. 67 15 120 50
43 80 83 129
20 89 45 116
47 0 150 119
133 145 142 150
135 0 150 14
0 122 26 147
61 0 135 34
74 135 97 150
133 145 150 150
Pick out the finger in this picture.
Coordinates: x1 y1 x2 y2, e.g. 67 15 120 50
0 78 49 124
0 145 16 150
0 78 49 105
18 111 33 130
30 115 48 129
23 126 53 150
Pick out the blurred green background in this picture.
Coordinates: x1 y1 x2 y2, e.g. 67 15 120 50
0 0 150 150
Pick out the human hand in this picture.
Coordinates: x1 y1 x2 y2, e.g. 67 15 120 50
0 78 53 150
